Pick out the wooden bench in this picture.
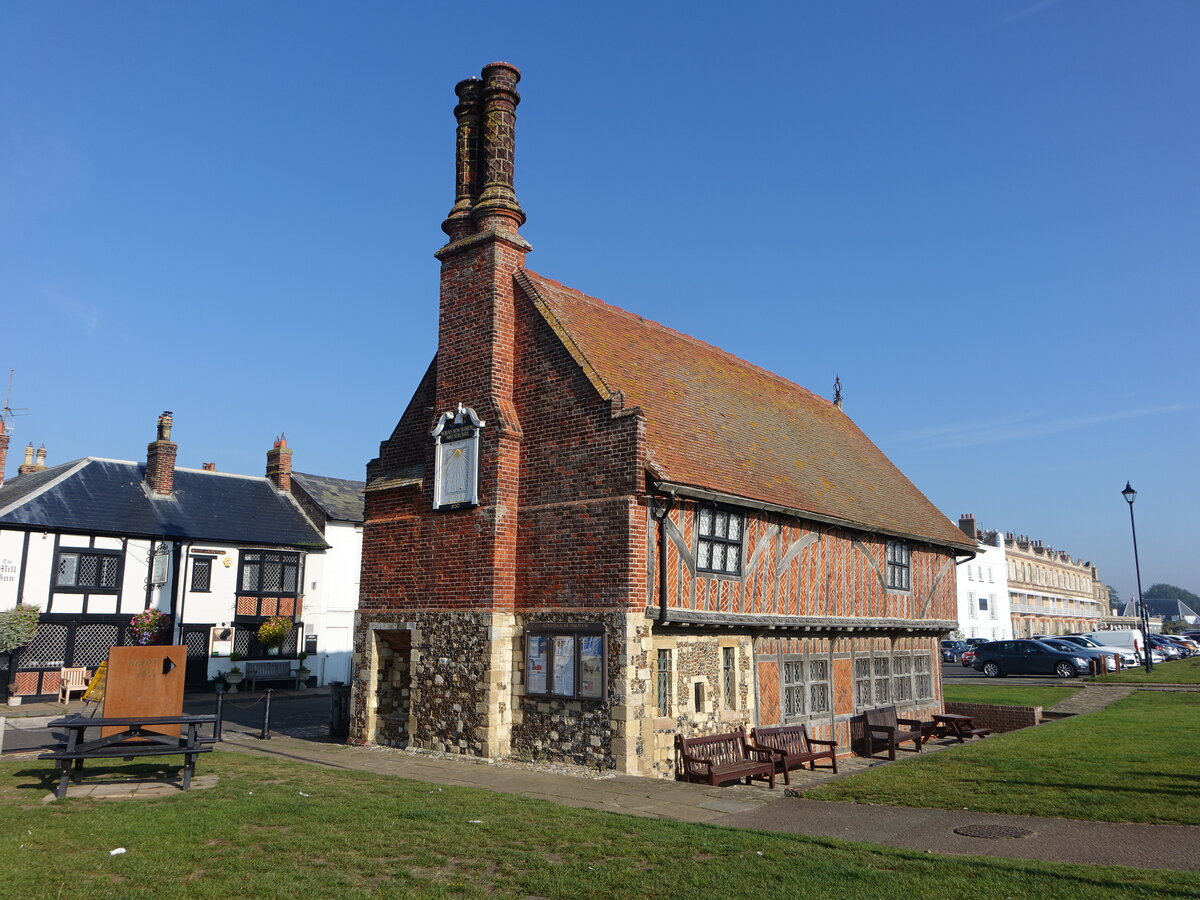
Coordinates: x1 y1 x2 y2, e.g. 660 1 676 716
39 714 217 799
863 705 924 760
750 724 838 784
245 659 300 691
674 731 777 788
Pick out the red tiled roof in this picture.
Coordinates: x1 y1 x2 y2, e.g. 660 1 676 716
519 270 973 551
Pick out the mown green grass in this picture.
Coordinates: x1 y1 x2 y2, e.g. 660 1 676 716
943 683 1080 708
1087 656 1200 684
2 751 1197 898
809 691 1200 825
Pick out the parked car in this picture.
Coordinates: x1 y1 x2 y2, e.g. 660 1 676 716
1040 638 1119 672
964 637 989 648
1147 635 1183 660
972 639 1092 679
1159 635 1199 656
1052 635 1139 669
960 648 978 668
1078 629 1149 661
941 640 969 663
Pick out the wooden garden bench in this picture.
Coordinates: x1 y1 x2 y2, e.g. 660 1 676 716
863 705 923 760
244 659 300 691
674 731 777 788
750 724 838 784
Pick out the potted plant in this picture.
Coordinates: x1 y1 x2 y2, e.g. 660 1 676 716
0 604 40 706
212 672 228 694
257 616 294 656
295 651 311 688
224 666 244 692
129 608 169 646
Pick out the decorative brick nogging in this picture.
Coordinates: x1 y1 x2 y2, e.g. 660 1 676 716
944 701 1042 733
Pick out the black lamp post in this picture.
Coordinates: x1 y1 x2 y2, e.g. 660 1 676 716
1121 482 1151 673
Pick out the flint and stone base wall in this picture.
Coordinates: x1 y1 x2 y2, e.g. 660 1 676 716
349 609 651 773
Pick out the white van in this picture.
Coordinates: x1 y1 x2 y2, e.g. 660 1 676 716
1079 629 1145 658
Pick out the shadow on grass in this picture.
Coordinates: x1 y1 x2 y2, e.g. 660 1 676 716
962 773 1200 801
11 761 193 794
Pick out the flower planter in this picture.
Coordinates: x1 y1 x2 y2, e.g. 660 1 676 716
225 672 244 693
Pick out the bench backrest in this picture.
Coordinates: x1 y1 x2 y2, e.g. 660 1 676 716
752 724 811 757
245 660 292 678
675 732 748 766
864 705 898 731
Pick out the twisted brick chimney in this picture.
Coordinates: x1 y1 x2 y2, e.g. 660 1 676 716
145 411 177 496
266 434 292 492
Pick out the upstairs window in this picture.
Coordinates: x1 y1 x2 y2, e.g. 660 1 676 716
697 507 743 575
55 549 120 592
191 557 213 593
886 540 911 591
238 551 300 596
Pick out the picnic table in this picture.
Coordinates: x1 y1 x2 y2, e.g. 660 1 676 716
922 713 992 743
39 714 217 800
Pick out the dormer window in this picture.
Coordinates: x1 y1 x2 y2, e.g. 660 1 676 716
697 507 743 575
886 540 911 591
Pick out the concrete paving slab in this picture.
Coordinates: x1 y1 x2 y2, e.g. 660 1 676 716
715 798 1200 872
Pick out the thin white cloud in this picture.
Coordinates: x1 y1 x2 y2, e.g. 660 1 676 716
1001 0 1068 26
894 404 1194 449
37 285 100 335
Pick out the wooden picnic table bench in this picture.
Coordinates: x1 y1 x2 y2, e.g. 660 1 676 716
863 705 924 760
925 713 992 743
674 731 777 788
39 714 217 800
750 724 838 784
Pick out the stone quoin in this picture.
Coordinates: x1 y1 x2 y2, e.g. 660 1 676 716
352 62 977 776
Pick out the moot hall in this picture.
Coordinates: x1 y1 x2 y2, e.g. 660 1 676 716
349 63 975 777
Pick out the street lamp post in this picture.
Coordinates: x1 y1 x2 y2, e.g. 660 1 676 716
1121 482 1151 673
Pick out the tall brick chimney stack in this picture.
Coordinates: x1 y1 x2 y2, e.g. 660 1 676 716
441 77 483 241
266 434 292 492
17 442 36 476
471 62 526 234
958 513 978 541
34 444 47 471
145 411 177 496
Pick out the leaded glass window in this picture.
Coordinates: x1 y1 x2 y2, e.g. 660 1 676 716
782 658 806 719
808 659 830 714
873 656 891 704
237 550 300 597
886 540 911 591
54 550 120 592
697 507 743 575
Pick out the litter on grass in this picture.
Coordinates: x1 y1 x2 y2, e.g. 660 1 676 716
109 848 126 857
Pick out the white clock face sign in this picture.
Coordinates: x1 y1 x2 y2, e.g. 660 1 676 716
432 403 484 510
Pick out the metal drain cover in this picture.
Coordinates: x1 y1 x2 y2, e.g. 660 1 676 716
953 824 1036 840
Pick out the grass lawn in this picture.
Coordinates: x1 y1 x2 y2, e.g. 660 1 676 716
808 691 1200 825
2 753 1198 898
1087 656 1200 684
943 683 1081 708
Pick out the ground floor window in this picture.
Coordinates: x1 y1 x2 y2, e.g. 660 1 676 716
783 656 830 720
722 646 736 709
914 653 933 699
656 649 672 715
892 653 913 702
525 627 605 700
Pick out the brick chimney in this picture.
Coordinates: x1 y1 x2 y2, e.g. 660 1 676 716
0 418 8 485
17 442 37 476
34 444 47 471
202 462 217 471
266 434 292 492
145 411 178 496
958 513 978 541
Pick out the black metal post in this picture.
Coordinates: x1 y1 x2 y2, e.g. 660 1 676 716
1123 483 1151 673
215 690 225 742
260 688 273 740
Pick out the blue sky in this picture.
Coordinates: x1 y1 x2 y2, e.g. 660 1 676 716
2 1 1196 600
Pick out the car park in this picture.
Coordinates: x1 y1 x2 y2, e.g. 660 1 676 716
1052 635 1139 669
1159 635 1199 656
1147 635 1183 659
940 640 969 663
960 648 979 668
972 639 1092 679
1040 637 1120 671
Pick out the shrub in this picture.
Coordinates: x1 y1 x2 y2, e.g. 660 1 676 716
257 616 294 648
0 604 40 654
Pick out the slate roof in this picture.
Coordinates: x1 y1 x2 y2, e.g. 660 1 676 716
519 270 974 552
291 472 365 523
0 458 328 549
1121 597 1200 621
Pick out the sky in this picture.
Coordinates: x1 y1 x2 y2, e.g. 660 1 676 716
1 1 1196 601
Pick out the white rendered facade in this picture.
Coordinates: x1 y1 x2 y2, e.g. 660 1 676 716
953 524 1013 641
